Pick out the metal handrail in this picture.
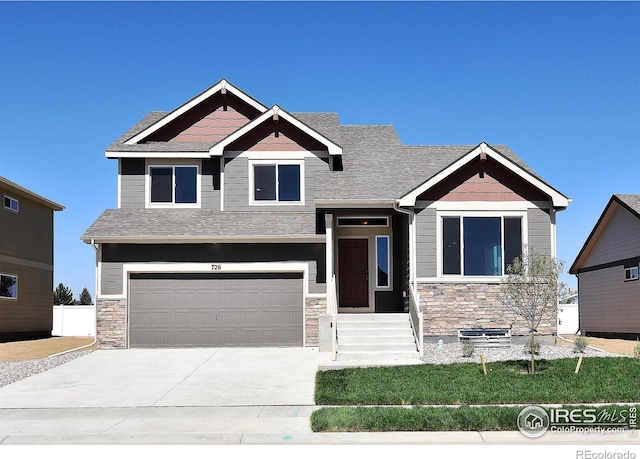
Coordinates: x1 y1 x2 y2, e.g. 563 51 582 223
408 282 424 357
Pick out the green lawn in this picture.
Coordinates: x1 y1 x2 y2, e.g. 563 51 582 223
315 357 640 405
310 405 638 432
313 357 640 432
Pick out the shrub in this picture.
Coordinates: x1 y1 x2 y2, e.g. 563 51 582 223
523 337 541 355
461 340 475 358
573 336 588 353
634 342 640 360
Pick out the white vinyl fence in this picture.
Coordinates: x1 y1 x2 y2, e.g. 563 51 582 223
52 305 95 337
557 303 579 335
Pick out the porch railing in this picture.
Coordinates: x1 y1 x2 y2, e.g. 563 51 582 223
327 274 338 361
408 281 424 357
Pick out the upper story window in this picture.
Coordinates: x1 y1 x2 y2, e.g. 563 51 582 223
149 166 198 206
0 274 18 299
3 195 18 212
250 160 303 205
442 215 523 277
625 266 639 282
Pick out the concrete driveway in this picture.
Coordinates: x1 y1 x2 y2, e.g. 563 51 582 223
0 347 321 409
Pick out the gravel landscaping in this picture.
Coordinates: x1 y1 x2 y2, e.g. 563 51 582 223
421 340 621 365
0 349 94 388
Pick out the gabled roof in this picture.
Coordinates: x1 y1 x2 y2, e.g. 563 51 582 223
397 142 570 208
123 79 267 146
0 176 64 211
209 105 342 156
570 194 640 274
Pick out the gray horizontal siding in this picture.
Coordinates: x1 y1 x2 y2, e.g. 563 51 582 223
582 205 640 268
101 262 124 295
579 266 640 334
527 208 551 254
223 155 329 211
99 243 326 296
415 208 437 277
119 159 220 209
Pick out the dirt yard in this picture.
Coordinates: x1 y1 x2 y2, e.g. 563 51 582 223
0 336 96 362
556 334 638 357
0 334 637 362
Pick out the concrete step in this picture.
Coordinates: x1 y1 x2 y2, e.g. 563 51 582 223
337 351 421 361
338 343 418 353
338 335 416 345
337 313 410 323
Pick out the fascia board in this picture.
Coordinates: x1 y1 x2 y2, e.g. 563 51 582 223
123 80 268 145
82 235 325 244
105 151 213 159
398 143 570 208
210 106 343 156
0 177 64 211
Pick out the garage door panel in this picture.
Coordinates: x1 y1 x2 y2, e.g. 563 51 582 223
129 274 303 347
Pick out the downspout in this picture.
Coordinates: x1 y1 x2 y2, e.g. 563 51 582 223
393 202 416 284
50 239 99 357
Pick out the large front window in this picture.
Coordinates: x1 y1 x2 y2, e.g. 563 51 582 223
149 166 198 204
252 162 302 203
442 216 522 276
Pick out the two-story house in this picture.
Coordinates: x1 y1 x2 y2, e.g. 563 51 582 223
0 176 64 341
82 80 569 357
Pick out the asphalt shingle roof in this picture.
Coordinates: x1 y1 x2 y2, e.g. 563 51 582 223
81 209 319 242
615 194 640 216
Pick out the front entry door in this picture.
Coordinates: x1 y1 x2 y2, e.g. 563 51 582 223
338 238 369 308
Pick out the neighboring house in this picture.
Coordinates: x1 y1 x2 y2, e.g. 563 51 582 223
0 177 64 341
569 194 640 340
82 79 569 352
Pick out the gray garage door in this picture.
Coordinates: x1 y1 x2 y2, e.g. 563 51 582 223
129 273 304 348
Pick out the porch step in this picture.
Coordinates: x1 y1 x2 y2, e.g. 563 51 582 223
336 313 421 362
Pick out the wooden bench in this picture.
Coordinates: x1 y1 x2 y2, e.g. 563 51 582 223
458 328 512 348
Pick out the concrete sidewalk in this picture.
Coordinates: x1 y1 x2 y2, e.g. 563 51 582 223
0 348 638 445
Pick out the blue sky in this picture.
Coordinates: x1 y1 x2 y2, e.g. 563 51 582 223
0 1 638 298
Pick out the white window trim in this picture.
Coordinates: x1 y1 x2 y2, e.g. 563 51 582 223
375 235 392 290
145 163 201 208
0 273 18 299
436 210 528 279
624 266 639 282
248 159 305 206
3 195 19 213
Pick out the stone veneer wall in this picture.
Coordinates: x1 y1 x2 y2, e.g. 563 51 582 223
305 297 327 347
417 283 556 336
96 298 126 349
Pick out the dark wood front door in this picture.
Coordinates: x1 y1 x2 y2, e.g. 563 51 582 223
338 238 369 308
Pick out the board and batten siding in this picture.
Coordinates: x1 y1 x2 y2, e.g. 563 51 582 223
414 206 552 277
578 266 640 334
222 155 329 212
